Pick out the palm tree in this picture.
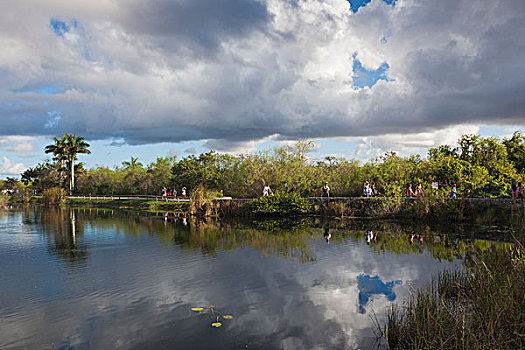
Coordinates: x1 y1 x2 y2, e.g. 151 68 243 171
45 134 91 193
45 136 68 166
122 156 143 170
63 133 90 193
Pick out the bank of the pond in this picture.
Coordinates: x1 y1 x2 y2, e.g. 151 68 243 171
383 235 525 350
214 196 525 225
8 194 523 225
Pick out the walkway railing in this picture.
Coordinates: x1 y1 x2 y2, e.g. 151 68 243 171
67 195 521 204
68 195 190 202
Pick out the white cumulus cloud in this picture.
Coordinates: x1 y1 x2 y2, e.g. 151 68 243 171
0 157 26 175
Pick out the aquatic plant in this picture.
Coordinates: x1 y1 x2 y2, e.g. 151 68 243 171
190 305 234 328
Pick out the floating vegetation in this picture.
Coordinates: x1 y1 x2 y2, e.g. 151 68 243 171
211 316 222 328
191 305 234 328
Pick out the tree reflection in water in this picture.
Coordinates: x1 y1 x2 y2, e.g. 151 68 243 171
23 206 89 267
17 207 515 266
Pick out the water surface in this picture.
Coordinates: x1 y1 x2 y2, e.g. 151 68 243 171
0 207 511 349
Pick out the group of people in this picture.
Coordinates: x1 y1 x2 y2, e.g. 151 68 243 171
162 186 187 198
409 233 424 244
406 183 424 197
363 182 376 197
260 178 523 199
163 212 188 226
365 230 378 244
262 182 332 197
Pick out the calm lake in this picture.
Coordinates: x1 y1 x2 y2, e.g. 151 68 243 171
0 207 513 349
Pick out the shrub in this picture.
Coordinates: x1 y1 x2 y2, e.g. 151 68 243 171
246 192 313 215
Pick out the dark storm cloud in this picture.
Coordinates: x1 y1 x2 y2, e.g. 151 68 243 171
0 0 524 151
118 0 270 57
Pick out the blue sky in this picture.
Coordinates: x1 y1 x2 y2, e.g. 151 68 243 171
348 0 396 13
1 0 524 177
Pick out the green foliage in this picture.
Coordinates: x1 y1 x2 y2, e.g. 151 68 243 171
246 192 313 215
0 178 34 203
172 151 227 189
27 131 525 200
503 131 525 173
0 177 19 190
21 162 67 192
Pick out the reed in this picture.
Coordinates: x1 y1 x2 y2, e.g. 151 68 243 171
385 239 525 349
42 187 66 205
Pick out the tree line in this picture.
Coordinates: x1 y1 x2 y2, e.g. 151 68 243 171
10 130 525 198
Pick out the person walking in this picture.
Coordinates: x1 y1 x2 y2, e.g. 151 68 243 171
415 182 423 196
181 186 187 198
407 185 414 198
322 182 330 197
511 178 517 200
364 182 371 197
262 185 272 196
450 184 457 198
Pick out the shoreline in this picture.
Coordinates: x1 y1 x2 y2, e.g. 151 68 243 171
4 195 524 226
63 195 525 226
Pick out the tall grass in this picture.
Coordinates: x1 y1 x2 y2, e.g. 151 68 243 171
189 184 223 216
42 187 66 205
385 239 524 349
0 194 7 206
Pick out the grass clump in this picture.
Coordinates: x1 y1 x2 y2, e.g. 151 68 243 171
42 187 66 204
189 184 223 216
385 240 525 349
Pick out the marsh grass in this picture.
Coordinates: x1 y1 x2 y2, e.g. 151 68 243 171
189 185 223 216
42 187 66 204
385 238 525 349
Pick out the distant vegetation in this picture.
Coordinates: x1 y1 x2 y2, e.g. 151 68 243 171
3 130 524 199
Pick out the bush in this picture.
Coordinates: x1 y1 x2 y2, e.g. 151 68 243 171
246 192 313 215
42 187 66 204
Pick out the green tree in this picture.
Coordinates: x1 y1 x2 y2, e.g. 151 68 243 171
503 130 525 174
121 156 143 170
63 134 91 193
45 136 68 169
45 134 91 193
172 151 224 189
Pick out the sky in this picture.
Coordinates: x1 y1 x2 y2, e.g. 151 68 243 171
1 0 524 177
